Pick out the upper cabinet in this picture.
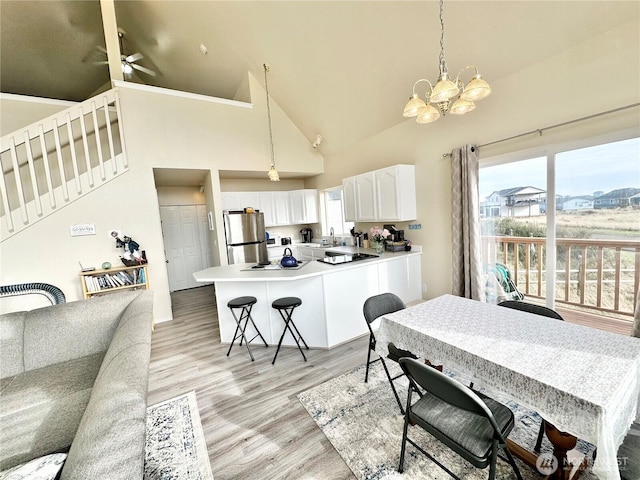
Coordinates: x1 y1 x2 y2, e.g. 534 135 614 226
342 164 416 222
221 189 318 227
289 189 318 224
343 177 357 221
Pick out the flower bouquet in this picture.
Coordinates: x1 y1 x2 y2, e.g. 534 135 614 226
369 226 389 254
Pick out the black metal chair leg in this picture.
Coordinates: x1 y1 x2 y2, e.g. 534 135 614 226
271 297 306 364
365 334 374 383
226 297 265 362
281 312 307 361
534 420 546 452
379 356 404 414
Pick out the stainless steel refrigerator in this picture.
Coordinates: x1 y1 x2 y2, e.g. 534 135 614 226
223 210 268 264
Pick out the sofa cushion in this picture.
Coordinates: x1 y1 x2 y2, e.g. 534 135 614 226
23 291 144 372
0 312 26 379
60 291 153 480
0 453 66 480
0 353 104 471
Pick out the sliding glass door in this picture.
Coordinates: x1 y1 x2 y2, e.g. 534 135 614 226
479 136 639 319
554 138 640 316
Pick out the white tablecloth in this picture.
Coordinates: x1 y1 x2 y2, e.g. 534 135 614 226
375 294 640 480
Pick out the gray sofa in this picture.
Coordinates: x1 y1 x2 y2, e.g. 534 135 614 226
0 290 153 478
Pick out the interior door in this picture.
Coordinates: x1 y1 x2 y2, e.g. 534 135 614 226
160 205 210 292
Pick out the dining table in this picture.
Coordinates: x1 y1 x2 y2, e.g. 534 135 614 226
375 294 640 480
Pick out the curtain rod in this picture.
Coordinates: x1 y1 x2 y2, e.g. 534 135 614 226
442 102 640 157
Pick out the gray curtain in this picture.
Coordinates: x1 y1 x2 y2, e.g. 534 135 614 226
451 144 483 300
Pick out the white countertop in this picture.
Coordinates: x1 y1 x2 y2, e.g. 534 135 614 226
193 246 421 282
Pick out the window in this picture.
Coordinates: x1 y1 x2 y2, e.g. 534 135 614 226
479 135 639 318
320 187 354 235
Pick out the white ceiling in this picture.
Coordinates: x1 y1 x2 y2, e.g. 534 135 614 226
2 1 638 158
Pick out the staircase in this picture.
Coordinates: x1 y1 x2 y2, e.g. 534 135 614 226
0 89 128 241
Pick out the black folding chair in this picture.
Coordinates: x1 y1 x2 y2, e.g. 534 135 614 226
398 357 523 480
363 293 417 414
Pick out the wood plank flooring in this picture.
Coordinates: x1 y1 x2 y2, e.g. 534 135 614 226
148 285 365 479
148 287 634 479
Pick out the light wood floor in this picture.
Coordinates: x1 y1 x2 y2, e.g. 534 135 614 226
148 285 366 479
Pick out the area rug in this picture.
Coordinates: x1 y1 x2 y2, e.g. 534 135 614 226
145 391 214 480
298 363 598 480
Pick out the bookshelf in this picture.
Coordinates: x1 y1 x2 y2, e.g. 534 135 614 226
80 264 149 299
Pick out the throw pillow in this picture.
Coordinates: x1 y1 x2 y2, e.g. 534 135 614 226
0 453 66 480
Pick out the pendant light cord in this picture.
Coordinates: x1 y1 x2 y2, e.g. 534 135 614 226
263 64 276 168
438 0 447 77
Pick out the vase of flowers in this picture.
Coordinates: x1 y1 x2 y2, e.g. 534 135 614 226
369 226 389 254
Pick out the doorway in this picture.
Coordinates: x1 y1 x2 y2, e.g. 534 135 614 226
160 204 213 291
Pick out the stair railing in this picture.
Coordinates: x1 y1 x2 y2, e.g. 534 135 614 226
0 88 127 240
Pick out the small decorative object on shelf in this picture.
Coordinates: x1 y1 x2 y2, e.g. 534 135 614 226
80 264 149 299
110 230 148 267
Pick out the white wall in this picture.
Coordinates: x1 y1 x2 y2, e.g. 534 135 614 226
306 18 640 299
0 73 324 322
2 18 638 320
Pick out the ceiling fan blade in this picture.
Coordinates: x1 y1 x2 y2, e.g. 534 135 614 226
96 45 108 54
93 61 109 66
126 52 144 63
131 63 156 76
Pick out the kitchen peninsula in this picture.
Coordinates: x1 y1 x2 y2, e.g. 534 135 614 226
193 247 422 349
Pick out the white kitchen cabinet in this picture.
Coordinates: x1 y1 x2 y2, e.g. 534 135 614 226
240 192 261 211
259 192 276 226
297 245 325 261
341 164 416 222
342 176 357 222
222 189 318 226
375 164 416 221
289 189 319 224
377 254 422 303
273 191 291 225
221 192 242 211
355 172 377 221
221 192 261 212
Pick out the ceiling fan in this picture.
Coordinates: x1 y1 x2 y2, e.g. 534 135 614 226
93 28 156 77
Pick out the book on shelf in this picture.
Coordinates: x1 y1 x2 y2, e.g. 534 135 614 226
83 265 147 294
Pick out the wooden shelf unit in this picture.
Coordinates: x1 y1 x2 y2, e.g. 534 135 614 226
80 264 149 299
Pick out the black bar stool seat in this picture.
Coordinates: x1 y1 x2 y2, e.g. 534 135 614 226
226 296 268 361
271 296 308 364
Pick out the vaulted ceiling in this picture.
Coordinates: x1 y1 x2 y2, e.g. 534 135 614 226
2 1 638 155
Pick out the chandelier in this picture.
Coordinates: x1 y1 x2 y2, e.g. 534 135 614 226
263 63 280 181
402 0 491 124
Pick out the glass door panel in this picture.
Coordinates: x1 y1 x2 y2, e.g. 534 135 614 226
479 157 547 303
555 138 640 316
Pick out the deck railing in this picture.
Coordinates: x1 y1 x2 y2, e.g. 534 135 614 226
481 235 640 316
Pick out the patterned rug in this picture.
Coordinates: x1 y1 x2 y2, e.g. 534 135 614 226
145 391 214 480
298 363 598 480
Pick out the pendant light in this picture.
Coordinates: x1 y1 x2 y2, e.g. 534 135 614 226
402 0 491 124
263 63 280 181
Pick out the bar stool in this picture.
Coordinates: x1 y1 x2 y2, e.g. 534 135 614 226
226 296 268 361
271 297 308 364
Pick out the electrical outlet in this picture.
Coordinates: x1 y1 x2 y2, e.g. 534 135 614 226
421 283 427 293
408 224 422 230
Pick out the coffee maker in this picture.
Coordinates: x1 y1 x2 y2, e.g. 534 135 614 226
383 224 404 242
300 228 312 243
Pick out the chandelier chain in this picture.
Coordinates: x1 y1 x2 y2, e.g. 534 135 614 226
263 64 275 167
438 0 446 76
